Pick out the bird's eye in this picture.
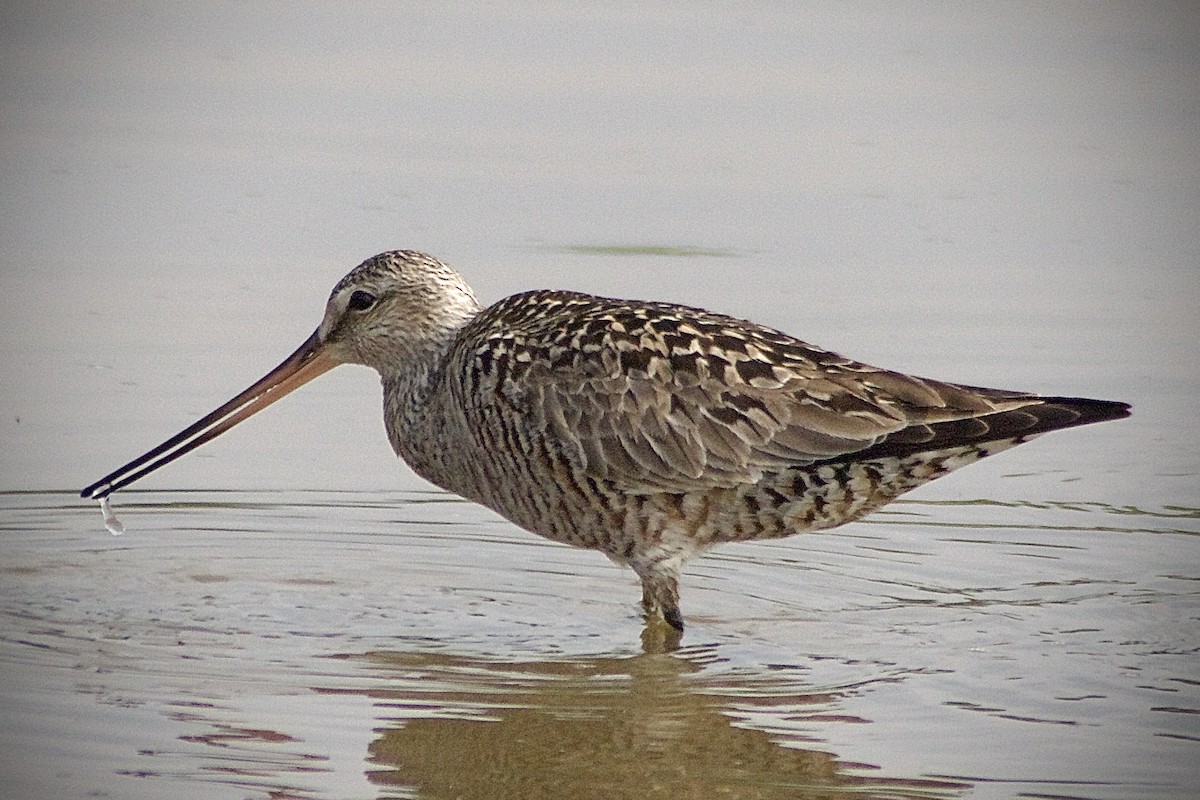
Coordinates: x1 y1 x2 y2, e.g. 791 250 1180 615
347 290 376 311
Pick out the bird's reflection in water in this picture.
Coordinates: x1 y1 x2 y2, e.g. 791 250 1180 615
321 648 971 800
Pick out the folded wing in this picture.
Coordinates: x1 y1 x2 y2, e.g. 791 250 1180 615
458 291 1054 495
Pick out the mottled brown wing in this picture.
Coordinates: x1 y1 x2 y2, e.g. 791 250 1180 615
464 291 1036 495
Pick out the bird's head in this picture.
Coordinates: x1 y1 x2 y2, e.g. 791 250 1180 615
81 250 481 500
316 250 483 375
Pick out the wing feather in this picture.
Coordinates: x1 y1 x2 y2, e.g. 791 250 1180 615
458 291 1039 494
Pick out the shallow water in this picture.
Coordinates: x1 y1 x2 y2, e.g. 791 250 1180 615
2 3 1199 799
2 489 1197 799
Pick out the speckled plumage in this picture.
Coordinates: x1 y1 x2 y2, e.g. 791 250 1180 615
83 250 1130 635
322 251 1129 631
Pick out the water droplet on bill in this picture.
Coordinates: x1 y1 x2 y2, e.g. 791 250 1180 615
100 496 124 536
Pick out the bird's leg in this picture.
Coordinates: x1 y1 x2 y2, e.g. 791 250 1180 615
637 568 684 654
637 566 684 632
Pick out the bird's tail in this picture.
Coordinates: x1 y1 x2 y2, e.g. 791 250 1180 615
839 396 1130 463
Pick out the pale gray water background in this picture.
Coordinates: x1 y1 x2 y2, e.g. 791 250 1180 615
1 3 1198 799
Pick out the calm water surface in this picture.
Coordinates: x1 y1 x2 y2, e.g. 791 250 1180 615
2 4 1198 799
2 489 1197 799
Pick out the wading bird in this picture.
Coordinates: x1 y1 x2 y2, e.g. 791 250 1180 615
83 250 1129 636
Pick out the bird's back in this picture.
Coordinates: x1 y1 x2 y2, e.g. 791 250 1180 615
387 289 1129 555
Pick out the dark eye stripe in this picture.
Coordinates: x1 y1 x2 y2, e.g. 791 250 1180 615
347 290 376 311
